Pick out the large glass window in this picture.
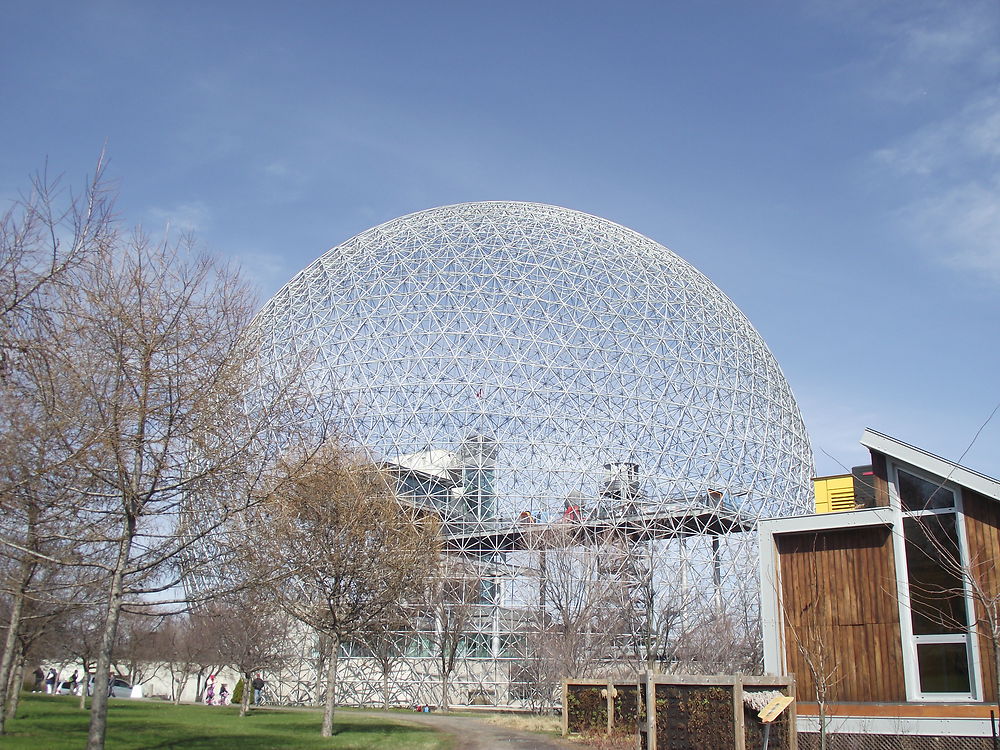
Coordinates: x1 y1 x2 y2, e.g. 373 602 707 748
461 633 492 658
898 469 955 512
896 466 975 698
903 515 967 635
916 642 972 694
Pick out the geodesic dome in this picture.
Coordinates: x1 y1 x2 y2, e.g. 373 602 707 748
252 201 813 523
249 201 814 704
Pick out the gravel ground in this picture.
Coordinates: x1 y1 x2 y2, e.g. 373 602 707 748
355 710 578 750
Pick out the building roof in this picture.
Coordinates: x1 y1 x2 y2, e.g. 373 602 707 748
861 428 1000 502
384 449 457 482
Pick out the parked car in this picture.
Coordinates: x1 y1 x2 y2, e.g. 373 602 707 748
72 676 132 698
111 678 132 697
56 680 79 695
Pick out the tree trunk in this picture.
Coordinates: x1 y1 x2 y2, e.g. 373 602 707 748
240 671 251 717
0 562 32 733
86 524 134 750
314 640 327 706
441 671 450 713
3 656 15 702
0 592 24 733
4 651 26 722
382 669 390 711
320 636 340 737
171 669 188 705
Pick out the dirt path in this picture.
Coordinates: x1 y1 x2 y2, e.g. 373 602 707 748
356 710 578 750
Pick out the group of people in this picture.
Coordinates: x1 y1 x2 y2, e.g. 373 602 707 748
203 674 266 705
32 667 82 695
32 667 121 697
203 675 229 705
31 666 267 704
33 667 58 694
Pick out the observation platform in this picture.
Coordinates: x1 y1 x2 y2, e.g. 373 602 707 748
440 501 756 558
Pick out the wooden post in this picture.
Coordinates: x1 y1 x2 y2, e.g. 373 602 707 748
606 681 614 734
734 675 746 750
636 675 645 750
645 671 657 750
561 680 568 737
787 675 798 750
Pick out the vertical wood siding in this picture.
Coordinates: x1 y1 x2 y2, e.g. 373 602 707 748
961 490 1000 704
870 452 890 507
777 526 905 702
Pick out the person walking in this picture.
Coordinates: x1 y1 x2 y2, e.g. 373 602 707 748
204 675 216 705
32 667 44 692
251 675 265 705
217 683 229 706
45 669 57 694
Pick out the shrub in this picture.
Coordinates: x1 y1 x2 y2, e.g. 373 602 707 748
232 678 245 705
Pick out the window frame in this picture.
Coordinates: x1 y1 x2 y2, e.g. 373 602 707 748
889 462 982 702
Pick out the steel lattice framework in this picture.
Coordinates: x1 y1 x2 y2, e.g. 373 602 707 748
250 202 814 707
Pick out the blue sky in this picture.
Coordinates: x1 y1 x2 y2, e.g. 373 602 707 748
2 0 998 478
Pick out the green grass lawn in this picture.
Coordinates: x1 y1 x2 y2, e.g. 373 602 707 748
5 694 452 750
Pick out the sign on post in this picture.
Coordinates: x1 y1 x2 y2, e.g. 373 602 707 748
758 695 794 724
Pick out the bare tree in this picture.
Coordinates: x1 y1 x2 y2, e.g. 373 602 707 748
111 610 164 690
152 614 204 704
0 463 100 727
656 579 765 677
0 156 113 378
958 542 1000 711
783 615 840 750
0 160 115 732
0 452 84 727
0 158 323 750
354 605 417 710
423 558 482 712
258 444 439 736
186 611 227 703
1 565 92 717
528 526 631 683
626 543 710 673
57 600 106 709
213 589 293 716
36 231 316 750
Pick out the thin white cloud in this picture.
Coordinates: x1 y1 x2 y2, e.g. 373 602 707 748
809 0 1000 102
231 250 297 298
899 179 1000 280
874 93 1000 177
255 159 311 206
875 92 1000 277
262 160 297 180
146 201 211 235
876 9 999 102
858 2 1000 280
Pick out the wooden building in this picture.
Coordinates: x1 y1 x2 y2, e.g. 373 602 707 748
760 429 1000 747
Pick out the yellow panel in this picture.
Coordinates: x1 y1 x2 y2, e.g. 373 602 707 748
813 474 856 513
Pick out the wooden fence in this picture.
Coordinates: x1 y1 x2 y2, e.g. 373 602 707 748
563 673 797 750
